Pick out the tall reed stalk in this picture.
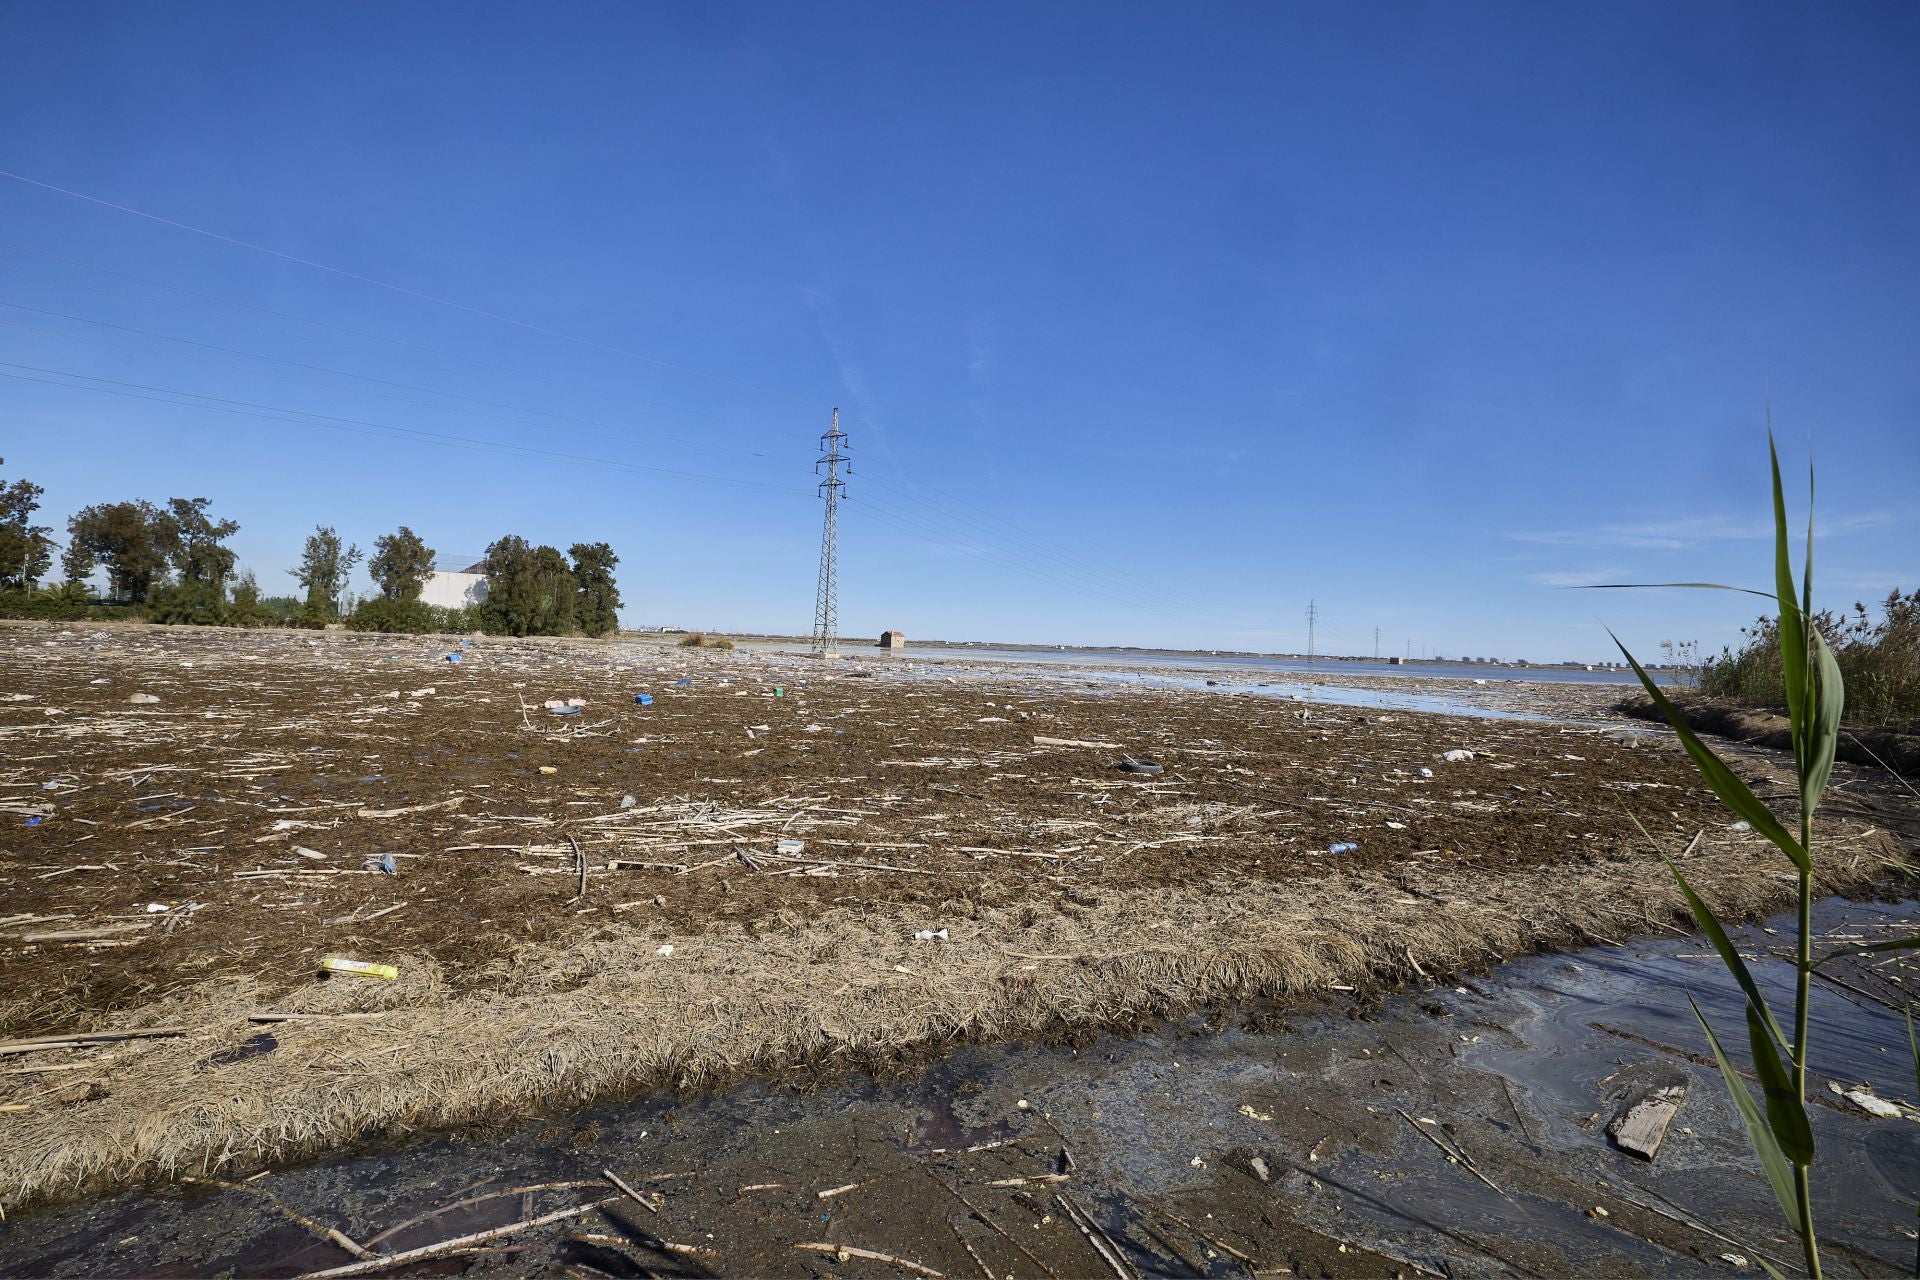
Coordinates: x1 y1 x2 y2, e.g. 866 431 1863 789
1597 433 1849 1278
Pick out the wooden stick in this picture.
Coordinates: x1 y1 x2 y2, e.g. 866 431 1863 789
569 833 587 902
946 1215 995 1280
1056 1191 1132 1279
297 1195 621 1278
601 1167 656 1214
567 1230 718 1258
181 1176 376 1260
1393 1108 1508 1199
792 1242 945 1278
0 1027 186 1056
921 1169 1058 1279
362 1181 602 1249
1155 1207 1262 1273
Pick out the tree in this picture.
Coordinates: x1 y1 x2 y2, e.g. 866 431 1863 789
292 525 363 619
480 535 537 636
569 541 622 637
0 458 55 590
64 500 171 602
529 544 577 635
161 497 240 590
369 526 435 601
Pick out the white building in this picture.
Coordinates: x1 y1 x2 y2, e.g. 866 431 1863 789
419 562 489 610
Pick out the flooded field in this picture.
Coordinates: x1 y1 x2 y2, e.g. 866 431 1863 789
5 900 1918 1277
1 621 1914 1272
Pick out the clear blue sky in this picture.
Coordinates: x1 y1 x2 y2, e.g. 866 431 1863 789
2 1 1915 661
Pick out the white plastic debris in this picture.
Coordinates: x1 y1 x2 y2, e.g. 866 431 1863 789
776 838 806 855
1842 1088 1902 1118
1418 767 1435 778
1442 749 1475 762
656 944 674 957
145 902 170 913
127 693 161 704
914 928 950 942
620 794 637 809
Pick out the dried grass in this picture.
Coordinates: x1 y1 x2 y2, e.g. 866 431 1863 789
0 828 1888 1213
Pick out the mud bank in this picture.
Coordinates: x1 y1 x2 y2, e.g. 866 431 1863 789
4 899 1918 1278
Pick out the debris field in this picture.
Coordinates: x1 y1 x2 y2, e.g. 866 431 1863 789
0 623 1909 1214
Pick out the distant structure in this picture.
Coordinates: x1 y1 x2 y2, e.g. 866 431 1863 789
1388 655 1406 665
810 408 849 658
419 560 489 609
879 630 906 649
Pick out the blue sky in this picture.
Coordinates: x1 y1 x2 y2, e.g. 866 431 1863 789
1 1 1915 661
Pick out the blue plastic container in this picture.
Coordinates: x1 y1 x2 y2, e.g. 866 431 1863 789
635 694 653 706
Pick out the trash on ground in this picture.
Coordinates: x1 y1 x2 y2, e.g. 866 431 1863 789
320 957 398 981
1442 749 1475 762
1115 756 1165 776
547 705 583 716
776 838 806 855
444 653 462 664
634 693 653 706
619 794 637 809
1327 841 1359 854
1837 1086 1904 1118
538 765 558 775
656 944 674 957
914 928 949 942
1608 1082 1686 1160
126 693 161 704
1418 766 1435 778
674 677 693 687
363 853 398 876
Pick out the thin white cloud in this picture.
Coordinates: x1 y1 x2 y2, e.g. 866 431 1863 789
1511 509 1912 551
1527 567 1628 588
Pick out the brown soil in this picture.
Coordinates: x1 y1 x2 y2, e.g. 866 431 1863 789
1615 692 1920 779
1 622 1913 1214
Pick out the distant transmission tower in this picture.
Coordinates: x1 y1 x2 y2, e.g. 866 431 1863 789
810 407 849 658
1306 599 1318 664
1374 626 1381 660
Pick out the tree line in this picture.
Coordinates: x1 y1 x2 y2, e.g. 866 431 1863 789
0 460 622 638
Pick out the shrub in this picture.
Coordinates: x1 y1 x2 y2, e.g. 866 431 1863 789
1701 588 1918 731
679 633 734 650
347 598 435 634
0 585 138 622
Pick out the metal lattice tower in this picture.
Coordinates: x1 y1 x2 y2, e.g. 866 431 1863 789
810 407 849 658
1306 599 1318 664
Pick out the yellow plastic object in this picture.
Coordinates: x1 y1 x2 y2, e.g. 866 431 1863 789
321 957 398 981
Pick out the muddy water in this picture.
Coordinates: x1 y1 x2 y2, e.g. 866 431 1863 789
5 901 1917 1278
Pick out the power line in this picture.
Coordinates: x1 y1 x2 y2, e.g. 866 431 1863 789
811 409 848 658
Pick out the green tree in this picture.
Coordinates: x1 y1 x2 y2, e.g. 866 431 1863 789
161 497 240 590
569 541 622 637
480 534 537 635
368 526 436 601
0 458 55 590
529 544 577 635
292 525 362 619
64 500 171 602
